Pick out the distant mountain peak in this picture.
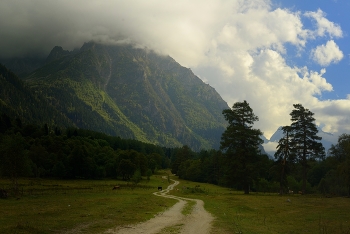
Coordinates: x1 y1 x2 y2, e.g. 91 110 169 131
45 46 71 64
265 125 337 155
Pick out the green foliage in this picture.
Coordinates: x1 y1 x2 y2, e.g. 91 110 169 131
171 145 194 175
132 169 142 184
146 169 152 181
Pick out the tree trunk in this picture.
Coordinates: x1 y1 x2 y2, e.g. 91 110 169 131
302 159 307 194
280 164 285 195
244 185 250 194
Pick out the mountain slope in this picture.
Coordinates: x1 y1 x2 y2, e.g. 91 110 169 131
24 42 229 150
0 63 73 127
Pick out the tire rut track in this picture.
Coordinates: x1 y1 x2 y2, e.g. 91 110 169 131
107 178 214 234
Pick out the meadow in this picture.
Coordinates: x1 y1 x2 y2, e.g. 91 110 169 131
1 173 350 234
0 174 176 234
170 178 350 234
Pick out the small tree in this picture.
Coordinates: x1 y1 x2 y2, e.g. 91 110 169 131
289 104 325 194
146 169 152 182
131 169 142 185
274 126 295 195
220 100 263 194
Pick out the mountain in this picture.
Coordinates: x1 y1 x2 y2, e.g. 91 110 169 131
264 126 337 156
8 42 229 150
0 63 74 128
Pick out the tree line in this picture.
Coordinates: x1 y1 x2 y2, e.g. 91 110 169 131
171 101 350 196
0 113 178 192
1 100 350 196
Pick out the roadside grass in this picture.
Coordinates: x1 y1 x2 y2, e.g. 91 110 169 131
157 224 183 234
0 172 176 234
169 176 350 234
181 200 196 216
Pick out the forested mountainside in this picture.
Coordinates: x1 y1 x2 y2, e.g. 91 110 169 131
1 42 229 150
0 64 74 128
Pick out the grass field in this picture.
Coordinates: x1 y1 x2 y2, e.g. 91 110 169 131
1 173 350 234
0 173 176 234
169 177 350 234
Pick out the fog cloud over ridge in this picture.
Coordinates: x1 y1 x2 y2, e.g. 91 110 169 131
1 0 349 139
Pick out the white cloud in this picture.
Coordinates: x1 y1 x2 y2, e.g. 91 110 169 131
304 9 343 38
262 141 278 155
311 40 344 66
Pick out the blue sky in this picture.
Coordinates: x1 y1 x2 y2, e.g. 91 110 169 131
276 0 350 100
0 0 349 146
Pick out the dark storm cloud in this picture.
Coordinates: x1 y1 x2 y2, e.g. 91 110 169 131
0 0 126 58
0 0 222 61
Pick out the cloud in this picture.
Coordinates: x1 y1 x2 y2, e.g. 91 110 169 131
304 9 343 38
311 40 344 66
1 0 350 139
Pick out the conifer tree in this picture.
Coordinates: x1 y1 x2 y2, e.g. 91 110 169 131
289 104 325 194
220 100 263 194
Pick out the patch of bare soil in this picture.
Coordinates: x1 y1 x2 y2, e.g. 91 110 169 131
106 179 214 234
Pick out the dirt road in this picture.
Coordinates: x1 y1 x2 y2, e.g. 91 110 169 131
106 179 214 234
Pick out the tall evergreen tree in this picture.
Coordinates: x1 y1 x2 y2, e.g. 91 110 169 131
289 104 325 194
220 100 263 194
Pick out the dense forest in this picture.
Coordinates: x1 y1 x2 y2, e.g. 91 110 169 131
1 99 350 197
0 113 172 182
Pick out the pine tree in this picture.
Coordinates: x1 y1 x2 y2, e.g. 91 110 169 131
289 104 325 194
220 100 263 194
